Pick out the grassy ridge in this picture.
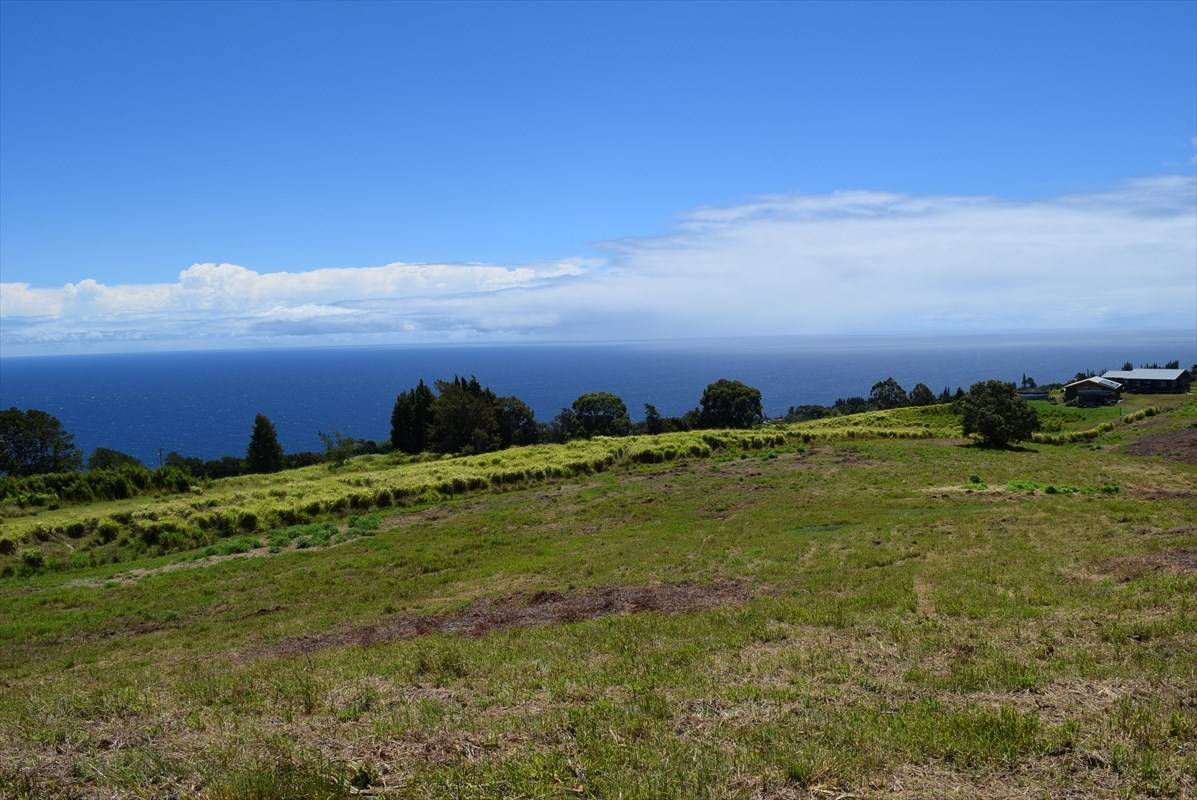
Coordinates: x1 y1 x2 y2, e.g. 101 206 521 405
1 407 962 573
0 408 1193 798
0 397 1181 575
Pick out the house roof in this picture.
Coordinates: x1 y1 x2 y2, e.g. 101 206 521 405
1101 369 1187 381
1065 376 1122 390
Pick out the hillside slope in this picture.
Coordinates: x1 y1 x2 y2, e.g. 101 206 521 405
1 398 1194 798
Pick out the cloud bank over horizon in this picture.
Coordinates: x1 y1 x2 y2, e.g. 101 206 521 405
2 175 1194 355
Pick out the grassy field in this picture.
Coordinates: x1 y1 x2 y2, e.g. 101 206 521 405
1 396 1194 798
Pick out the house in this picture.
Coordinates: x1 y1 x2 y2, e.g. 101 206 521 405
1063 376 1122 406
1099 368 1192 394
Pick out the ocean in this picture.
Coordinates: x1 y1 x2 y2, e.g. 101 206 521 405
1 332 1192 465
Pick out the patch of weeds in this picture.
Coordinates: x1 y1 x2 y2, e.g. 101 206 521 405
347 513 382 533
886 702 1043 766
207 753 349 800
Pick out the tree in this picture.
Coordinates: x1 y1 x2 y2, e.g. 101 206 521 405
571 392 631 438
833 396 870 415
939 386 953 403
431 376 501 454
698 379 764 429
959 380 1039 447
1019 374 1037 390
391 379 435 454
1121 361 1134 371
869 378 909 410
496 396 538 448
87 447 141 471
1165 360 1180 369
319 431 357 468
246 414 284 473
643 404 665 434
0 408 82 476
784 404 830 422
909 383 936 406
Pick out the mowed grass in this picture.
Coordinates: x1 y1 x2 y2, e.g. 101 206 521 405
1 403 1195 798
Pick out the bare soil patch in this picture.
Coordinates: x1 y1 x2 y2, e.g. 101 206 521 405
252 581 755 659
1103 549 1197 581
1124 424 1197 464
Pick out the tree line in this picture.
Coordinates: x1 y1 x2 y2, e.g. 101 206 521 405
387 376 765 455
782 377 964 422
4 356 1189 483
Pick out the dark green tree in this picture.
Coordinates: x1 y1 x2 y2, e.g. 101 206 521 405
784 404 830 422
571 392 631 438
833 396 870 415
1121 361 1134 371
391 379 435 454
959 380 1039 447
939 386 952 403
246 414 284 473
496 396 538 448
87 447 141 471
868 378 909 410
0 408 82 476
431 376 501 454
698 379 764 428
909 383 936 406
643 403 665 435
1019 374 1037 389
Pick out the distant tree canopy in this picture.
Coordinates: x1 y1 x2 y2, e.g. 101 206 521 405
698 379 764 429
245 414 284 473
0 408 82 476
391 379 435 454
909 383 936 406
319 431 357 468
571 392 631 438
643 404 665 435
88 447 141 471
496 395 538 448
959 380 1039 447
868 378 909 410
431 376 503 454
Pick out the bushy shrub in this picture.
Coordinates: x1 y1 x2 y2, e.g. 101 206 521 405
959 381 1038 447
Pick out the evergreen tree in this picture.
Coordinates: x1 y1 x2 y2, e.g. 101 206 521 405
496 396 538 448
909 383 936 406
868 378 909 410
431 376 501 454
643 403 665 435
939 386 952 403
246 414 284 473
391 379 435 454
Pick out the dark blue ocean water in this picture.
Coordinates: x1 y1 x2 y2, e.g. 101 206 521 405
1 332 1193 465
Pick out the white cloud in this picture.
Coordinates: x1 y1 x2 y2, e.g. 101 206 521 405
1 176 1194 354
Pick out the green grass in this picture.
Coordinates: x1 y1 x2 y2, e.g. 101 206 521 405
0 398 1194 798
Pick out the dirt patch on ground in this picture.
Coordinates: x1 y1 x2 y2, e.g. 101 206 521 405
1103 549 1197 581
1124 424 1197 464
251 581 755 659
1125 487 1197 501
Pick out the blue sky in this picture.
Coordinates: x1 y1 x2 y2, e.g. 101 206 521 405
1 0 1194 354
